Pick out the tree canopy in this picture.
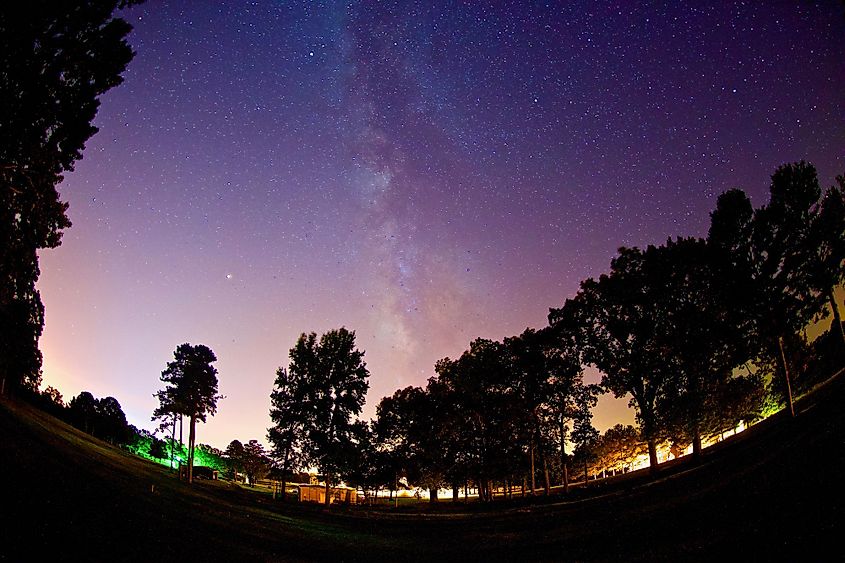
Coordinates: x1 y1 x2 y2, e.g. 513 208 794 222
0 1 140 395
155 343 222 483
268 328 370 504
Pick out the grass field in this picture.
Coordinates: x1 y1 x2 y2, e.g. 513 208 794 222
3 373 845 562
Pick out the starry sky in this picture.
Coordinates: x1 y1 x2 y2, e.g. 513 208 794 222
38 1 844 449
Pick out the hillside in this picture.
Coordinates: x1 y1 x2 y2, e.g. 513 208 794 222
2 373 845 562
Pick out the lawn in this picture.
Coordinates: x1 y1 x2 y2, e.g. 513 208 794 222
2 373 844 561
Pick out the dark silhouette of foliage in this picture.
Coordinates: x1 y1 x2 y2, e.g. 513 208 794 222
225 439 246 480
804 176 845 345
570 383 599 481
555 247 669 470
156 343 222 483
67 391 129 444
374 384 448 501
649 238 763 456
149 436 167 460
591 425 648 477
97 396 130 444
750 162 824 413
0 1 140 396
240 440 271 485
69 391 99 435
277 328 369 504
543 310 593 492
268 352 313 501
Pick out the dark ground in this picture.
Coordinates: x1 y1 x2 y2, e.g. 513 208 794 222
2 373 844 562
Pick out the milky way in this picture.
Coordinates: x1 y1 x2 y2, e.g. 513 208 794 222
38 1 844 448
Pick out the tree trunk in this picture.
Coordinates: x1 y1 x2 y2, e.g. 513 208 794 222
828 287 845 346
583 458 588 483
530 440 536 495
692 429 702 458
324 476 331 506
170 415 176 470
521 477 526 497
560 418 569 494
179 415 183 446
778 336 795 417
647 439 659 471
452 484 459 501
542 455 551 496
187 415 196 484
429 487 438 503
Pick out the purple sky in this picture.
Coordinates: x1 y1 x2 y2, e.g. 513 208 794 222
39 1 844 449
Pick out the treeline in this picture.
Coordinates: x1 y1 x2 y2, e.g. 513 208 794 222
18 383 231 476
268 162 844 501
21 386 132 445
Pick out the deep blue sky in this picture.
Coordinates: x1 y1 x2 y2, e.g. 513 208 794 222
39 1 844 448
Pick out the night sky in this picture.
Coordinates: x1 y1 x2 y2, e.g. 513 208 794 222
38 1 844 449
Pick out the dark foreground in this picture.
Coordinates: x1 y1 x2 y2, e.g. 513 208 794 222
3 375 844 562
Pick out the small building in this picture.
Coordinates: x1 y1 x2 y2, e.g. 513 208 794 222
297 484 357 505
178 465 218 480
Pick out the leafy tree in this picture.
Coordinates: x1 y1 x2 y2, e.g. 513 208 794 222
69 391 99 435
805 175 845 345
149 436 167 460
649 238 762 456
268 351 314 501
97 396 129 444
241 440 271 486
570 383 599 482
152 384 182 469
156 343 222 483
374 384 451 502
592 425 648 476
225 439 246 480
433 339 522 502
284 328 369 505
751 162 823 413
336 420 379 499
504 329 552 495
555 248 669 471
542 311 590 492
0 1 139 396
41 386 64 408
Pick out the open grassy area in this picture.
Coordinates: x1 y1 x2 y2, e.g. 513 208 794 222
3 373 845 562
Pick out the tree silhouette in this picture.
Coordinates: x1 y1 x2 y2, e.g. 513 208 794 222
559 248 669 471
570 383 599 482
149 436 167 460
69 391 99 435
157 343 222 483
268 359 313 501
225 439 246 480
505 329 552 495
285 328 369 505
543 310 590 492
97 396 130 444
805 176 845 345
241 440 271 485
750 163 823 414
373 386 431 501
650 238 762 456
0 2 139 396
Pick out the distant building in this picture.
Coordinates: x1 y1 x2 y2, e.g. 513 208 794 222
297 484 357 504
